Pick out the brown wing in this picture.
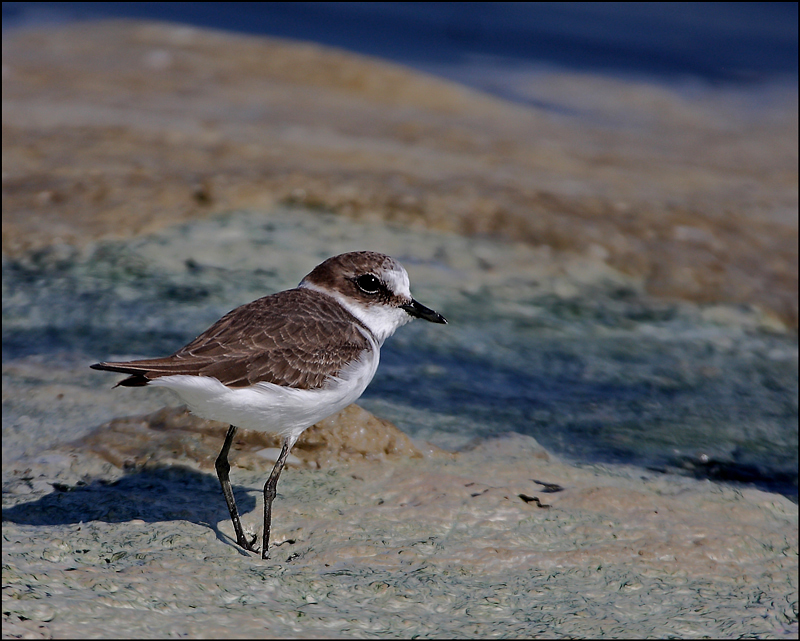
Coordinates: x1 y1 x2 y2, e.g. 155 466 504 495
91 288 372 390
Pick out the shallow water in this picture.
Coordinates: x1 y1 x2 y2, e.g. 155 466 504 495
4 2 797 84
3 206 796 496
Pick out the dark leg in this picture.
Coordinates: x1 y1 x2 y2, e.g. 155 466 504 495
215 425 257 552
261 438 293 559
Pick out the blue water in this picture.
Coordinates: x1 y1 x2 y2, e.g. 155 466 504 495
3 2 798 95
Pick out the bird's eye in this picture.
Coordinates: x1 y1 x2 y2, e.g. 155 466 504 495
355 274 381 294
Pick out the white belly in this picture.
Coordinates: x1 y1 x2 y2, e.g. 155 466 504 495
150 347 379 441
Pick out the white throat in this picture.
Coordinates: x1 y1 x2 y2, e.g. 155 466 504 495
299 282 411 346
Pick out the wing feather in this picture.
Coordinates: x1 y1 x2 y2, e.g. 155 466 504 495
91 289 372 389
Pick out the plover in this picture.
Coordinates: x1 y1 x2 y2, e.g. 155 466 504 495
91 251 446 558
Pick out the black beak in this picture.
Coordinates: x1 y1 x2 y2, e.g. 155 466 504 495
402 299 447 324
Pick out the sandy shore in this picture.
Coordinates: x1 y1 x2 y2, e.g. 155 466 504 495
2 20 798 638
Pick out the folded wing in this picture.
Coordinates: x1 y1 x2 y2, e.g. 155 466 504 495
91 288 372 390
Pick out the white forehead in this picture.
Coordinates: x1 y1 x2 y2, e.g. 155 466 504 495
376 260 411 299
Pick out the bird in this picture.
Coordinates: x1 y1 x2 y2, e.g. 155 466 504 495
91 251 447 559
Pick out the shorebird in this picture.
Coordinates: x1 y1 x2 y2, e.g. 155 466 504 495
91 251 446 558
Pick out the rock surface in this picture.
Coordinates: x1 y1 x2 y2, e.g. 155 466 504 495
3 408 797 638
